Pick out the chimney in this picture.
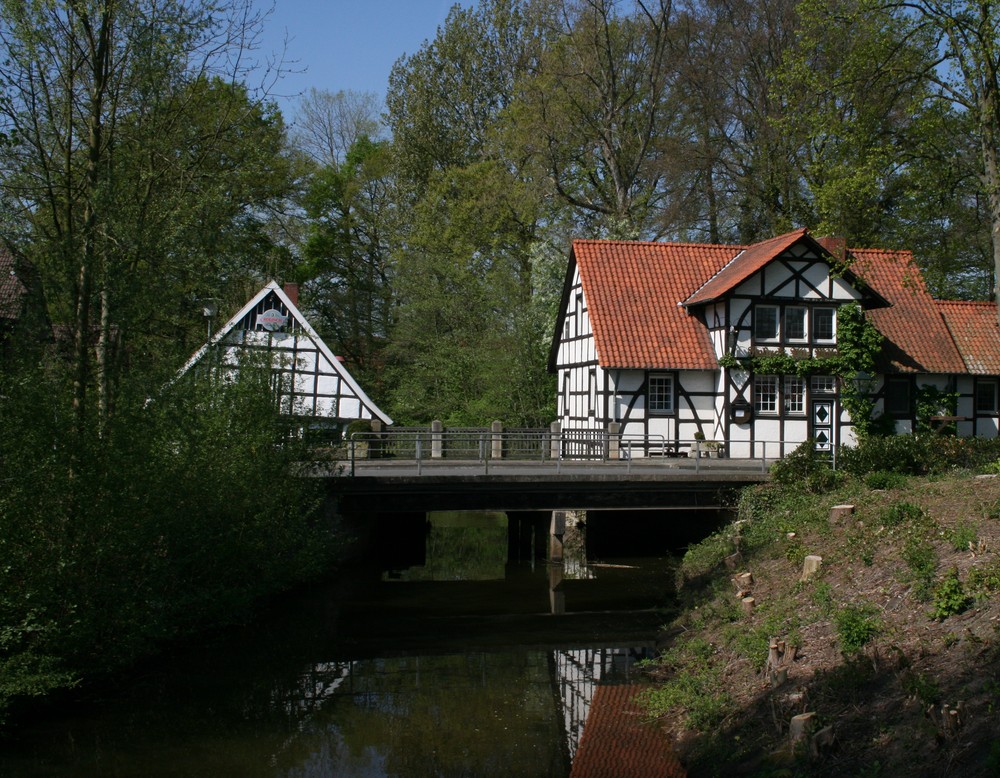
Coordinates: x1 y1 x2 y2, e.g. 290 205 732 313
283 282 299 306
817 235 847 262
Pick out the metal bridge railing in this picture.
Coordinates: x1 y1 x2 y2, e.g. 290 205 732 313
344 428 823 477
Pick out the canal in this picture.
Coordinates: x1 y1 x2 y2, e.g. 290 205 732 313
1 509 716 776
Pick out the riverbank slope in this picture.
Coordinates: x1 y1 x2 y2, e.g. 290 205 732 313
646 470 1000 777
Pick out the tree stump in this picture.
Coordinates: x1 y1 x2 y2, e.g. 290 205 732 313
800 555 823 581
830 504 855 522
742 596 755 615
789 712 817 743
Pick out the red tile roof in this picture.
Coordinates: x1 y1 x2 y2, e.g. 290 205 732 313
568 231 979 376
570 684 686 778
572 239 736 369
936 300 1000 375
849 249 967 374
683 228 809 305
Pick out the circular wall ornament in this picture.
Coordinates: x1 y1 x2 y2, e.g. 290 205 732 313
258 308 287 331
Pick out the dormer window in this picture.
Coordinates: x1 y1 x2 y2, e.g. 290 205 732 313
753 303 837 345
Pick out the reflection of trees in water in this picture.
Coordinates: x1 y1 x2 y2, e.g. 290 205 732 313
392 511 509 581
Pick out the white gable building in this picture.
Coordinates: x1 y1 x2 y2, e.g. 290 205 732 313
177 281 391 430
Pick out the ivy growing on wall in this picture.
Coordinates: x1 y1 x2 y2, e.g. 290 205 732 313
718 302 885 436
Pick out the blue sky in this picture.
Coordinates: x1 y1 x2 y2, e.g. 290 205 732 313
259 1 471 120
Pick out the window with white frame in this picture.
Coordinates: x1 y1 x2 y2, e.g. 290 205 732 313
784 307 807 341
648 374 674 413
784 376 806 413
754 374 779 413
813 307 836 342
754 305 780 342
811 375 837 394
976 379 998 414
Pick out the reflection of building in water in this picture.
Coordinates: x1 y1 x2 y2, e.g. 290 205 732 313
553 647 653 760
265 648 661 772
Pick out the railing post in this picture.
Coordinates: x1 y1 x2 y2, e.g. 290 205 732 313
491 420 503 460
416 436 422 476
349 435 356 477
608 421 621 461
431 420 443 459
549 421 561 461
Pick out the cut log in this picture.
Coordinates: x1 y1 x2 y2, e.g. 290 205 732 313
800 555 823 581
742 596 755 615
736 571 754 589
789 712 817 743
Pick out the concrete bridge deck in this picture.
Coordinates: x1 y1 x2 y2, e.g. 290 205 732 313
319 458 770 512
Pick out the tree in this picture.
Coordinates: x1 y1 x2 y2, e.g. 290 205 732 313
0 0 290 428
299 136 395 394
387 161 553 426
292 88 383 167
900 0 1000 309
506 0 690 239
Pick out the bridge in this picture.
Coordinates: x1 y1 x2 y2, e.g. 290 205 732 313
316 428 775 512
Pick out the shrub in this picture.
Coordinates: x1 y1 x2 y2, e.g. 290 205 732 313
771 441 841 492
932 568 972 620
835 604 882 654
948 521 978 552
838 434 1000 478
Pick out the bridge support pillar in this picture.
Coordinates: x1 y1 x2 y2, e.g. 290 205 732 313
549 510 566 563
431 420 443 459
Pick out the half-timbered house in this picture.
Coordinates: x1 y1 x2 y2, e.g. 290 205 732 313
549 228 1000 457
177 281 392 431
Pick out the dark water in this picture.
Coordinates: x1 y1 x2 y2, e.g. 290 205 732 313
1 511 681 777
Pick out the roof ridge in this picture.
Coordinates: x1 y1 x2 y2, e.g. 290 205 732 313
573 237 748 250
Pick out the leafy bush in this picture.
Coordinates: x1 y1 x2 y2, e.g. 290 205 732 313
948 521 978 552
835 604 882 654
771 441 842 492
839 434 1000 477
932 568 972 620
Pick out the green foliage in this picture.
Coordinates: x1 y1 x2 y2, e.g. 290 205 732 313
835 604 882 654
864 470 907 490
640 638 732 729
677 528 738 587
915 384 959 434
770 441 841 493
812 581 836 615
0 361 339 723
968 561 1000 598
932 568 972 620
879 501 925 528
902 537 938 600
839 434 1000 478
948 521 978 552
901 672 941 706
